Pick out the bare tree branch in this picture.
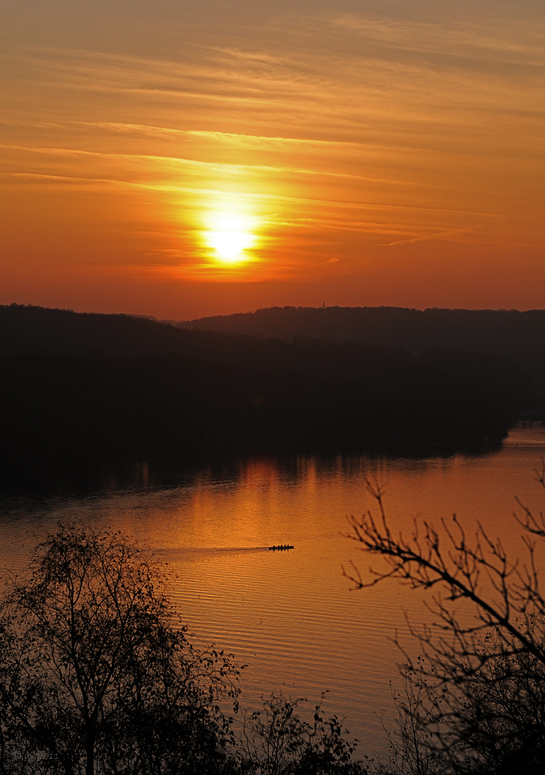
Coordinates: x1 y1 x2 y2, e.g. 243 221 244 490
345 476 545 774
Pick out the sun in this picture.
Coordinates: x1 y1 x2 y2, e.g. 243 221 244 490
212 230 248 259
206 213 255 263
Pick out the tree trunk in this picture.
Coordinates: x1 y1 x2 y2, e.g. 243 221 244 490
85 729 94 775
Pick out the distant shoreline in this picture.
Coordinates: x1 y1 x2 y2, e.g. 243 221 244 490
0 304 536 496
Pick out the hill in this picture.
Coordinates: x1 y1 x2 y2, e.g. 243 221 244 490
182 306 545 385
0 304 534 493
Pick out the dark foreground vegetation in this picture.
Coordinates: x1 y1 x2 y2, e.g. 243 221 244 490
0 524 366 775
0 304 536 493
3 476 545 775
345 473 545 775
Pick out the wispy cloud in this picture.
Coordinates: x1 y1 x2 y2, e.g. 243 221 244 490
0 142 344 178
1 8 543 289
331 16 545 66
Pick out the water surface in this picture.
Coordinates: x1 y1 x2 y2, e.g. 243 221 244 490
1 424 545 753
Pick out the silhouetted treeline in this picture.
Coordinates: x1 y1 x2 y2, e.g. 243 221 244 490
0 305 534 492
183 305 545 386
0 303 245 362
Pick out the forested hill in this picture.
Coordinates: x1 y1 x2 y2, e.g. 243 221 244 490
0 304 536 493
182 306 545 384
0 303 245 362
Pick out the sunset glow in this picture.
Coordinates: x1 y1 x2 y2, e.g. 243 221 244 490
213 233 246 260
1 1 544 318
207 214 255 263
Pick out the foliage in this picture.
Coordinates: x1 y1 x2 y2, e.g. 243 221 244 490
236 693 369 775
1 304 531 494
372 671 445 775
0 524 369 775
0 523 240 775
345 475 545 775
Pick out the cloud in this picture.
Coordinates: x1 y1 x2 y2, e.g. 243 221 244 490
331 16 545 66
1 15 542 286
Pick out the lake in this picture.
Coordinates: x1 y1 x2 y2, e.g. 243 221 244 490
1 423 545 756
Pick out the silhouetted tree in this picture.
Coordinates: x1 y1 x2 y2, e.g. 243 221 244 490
0 524 239 775
236 693 368 775
345 475 545 774
0 525 371 775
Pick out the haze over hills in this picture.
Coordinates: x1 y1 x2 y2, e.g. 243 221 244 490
181 306 545 385
4 303 545 385
0 303 538 494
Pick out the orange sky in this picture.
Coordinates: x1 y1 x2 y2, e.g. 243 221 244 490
1 0 544 319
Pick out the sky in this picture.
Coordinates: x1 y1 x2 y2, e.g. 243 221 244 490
1 0 544 320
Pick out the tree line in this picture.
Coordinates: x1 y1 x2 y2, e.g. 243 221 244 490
0 305 534 493
184 305 545 387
